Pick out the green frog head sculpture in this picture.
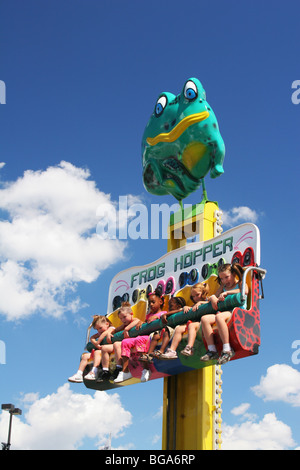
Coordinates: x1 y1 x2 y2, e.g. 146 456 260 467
142 78 225 202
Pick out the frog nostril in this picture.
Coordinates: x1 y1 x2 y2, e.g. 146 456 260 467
164 120 176 131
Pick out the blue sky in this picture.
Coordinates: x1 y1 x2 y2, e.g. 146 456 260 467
0 0 299 450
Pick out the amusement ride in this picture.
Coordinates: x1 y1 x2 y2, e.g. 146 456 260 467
79 78 266 450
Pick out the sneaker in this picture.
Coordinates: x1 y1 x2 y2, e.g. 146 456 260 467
96 370 111 383
84 371 96 380
218 350 235 365
181 345 194 357
141 369 151 382
111 367 122 381
200 350 219 362
114 370 133 383
68 372 83 383
160 348 178 360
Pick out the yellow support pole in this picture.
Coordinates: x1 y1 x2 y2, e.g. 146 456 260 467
162 201 219 450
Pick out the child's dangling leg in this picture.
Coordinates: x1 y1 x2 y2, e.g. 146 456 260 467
181 321 200 356
85 350 102 380
160 324 186 359
114 338 135 383
215 311 235 364
200 314 219 361
68 352 91 383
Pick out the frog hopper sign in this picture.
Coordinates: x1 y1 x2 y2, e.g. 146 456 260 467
108 223 260 314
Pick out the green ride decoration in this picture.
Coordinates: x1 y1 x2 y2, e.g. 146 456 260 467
142 78 225 202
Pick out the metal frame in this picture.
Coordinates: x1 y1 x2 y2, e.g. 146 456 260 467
241 266 267 303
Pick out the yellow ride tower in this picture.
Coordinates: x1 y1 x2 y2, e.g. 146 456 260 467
162 200 222 450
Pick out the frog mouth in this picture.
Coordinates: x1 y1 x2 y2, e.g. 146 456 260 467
146 111 210 146
143 157 201 201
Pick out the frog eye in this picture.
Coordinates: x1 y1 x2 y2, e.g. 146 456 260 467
155 95 167 116
184 80 198 101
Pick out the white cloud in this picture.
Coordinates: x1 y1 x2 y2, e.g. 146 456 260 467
231 402 251 416
151 434 161 445
222 366 300 450
221 206 259 227
0 383 132 450
152 406 163 419
252 364 300 407
0 161 136 320
230 402 258 421
20 392 40 404
222 411 296 450
0 162 5 170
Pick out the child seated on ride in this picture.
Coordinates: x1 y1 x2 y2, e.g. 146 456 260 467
109 301 142 383
68 315 115 383
200 262 248 364
139 295 186 361
114 291 165 383
161 282 210 359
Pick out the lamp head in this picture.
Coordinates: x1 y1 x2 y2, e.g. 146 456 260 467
1 404 14 411
1 404 22 415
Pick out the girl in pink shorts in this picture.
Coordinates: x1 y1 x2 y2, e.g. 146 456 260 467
114 290 166 383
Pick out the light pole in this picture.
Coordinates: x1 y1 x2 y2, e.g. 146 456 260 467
1 404 22 450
